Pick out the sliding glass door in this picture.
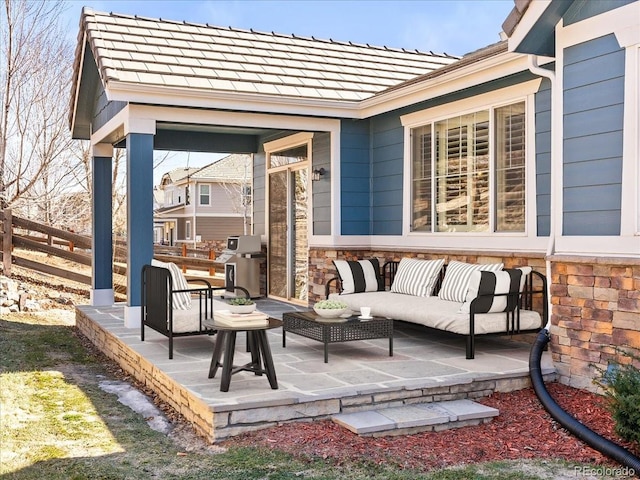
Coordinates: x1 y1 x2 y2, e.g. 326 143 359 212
267 145 309 303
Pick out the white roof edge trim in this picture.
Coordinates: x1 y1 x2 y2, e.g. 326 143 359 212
105 82 363 118
360 51 531 118
507 0 553 53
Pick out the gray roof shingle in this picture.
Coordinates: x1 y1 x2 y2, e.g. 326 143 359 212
75 8 460 104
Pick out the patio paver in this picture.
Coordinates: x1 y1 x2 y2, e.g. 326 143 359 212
75 299 555 442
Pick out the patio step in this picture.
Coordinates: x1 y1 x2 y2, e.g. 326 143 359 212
332 399 499 437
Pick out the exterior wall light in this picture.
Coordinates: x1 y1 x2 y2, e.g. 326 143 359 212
312 167 326 181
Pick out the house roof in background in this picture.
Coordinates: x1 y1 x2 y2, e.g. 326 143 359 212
191 154 251 183
74 8 459 105
160 167 199 186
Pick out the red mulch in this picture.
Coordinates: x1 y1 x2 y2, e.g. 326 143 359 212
223 383 639 471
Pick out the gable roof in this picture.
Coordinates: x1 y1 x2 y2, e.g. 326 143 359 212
192 154 251 183
159 167 199 186
70 8 460 131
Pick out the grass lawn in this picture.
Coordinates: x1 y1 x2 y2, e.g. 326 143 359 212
0 311 627 479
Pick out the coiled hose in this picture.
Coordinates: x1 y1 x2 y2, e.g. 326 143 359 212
529 329 640 472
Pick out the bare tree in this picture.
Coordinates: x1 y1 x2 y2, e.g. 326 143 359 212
0 0 77 217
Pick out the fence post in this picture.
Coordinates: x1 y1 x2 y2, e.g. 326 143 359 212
182 243 187 273
2 208 12 275
209 249 215 276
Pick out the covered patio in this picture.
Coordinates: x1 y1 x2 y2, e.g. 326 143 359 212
76 300 555 443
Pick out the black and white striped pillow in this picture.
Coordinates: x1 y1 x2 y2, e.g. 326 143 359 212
438 260 504 303
390 258 444 297
333 259 383 294
460 267 532 313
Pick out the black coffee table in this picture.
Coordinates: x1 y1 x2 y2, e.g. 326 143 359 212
282 311 393 363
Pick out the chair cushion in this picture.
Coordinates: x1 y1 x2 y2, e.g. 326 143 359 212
333 259 383 294
151 259 192 310
438 260 503 303
390 258 444 297
459 267 532 314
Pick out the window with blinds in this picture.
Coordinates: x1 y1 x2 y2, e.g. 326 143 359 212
410 101 525 233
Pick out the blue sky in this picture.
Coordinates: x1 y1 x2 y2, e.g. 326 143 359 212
63 0 515 180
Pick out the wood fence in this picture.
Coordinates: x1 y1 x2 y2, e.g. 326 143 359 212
0 209 223 297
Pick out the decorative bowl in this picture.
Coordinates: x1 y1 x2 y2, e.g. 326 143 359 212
227 303 257 314
313 306 347 318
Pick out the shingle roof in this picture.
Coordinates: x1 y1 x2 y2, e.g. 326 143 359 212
160 167 199 186
75 8 459 104
192 154 251 183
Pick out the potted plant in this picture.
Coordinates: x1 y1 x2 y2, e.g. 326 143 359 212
226 297 256 314
313 299 348 318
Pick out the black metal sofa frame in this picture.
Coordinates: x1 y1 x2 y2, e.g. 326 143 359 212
325 261 548 359
141 264 249 358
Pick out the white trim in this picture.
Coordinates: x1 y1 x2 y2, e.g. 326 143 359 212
400 79 541 127
91 143 113 158
555 236 640 258
361 52 536 119
558 2 639 48
107 81 361 118
185 220 192 240
309 234 549 253
263 132 314 154
507 0 553 53
124 305 141 329
622 44 640 236
90 288 114 307
400 81 540 238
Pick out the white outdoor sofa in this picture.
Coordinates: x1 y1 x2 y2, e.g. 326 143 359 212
325 258 547 359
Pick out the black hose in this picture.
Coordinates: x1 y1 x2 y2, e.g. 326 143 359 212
529 329 640 473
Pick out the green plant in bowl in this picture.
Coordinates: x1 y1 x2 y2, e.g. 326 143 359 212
313 300 348 318
226 297 256 313
227 297 255 306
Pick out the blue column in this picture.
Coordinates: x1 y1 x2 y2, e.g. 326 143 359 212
126 133 154 310
91 145 114 306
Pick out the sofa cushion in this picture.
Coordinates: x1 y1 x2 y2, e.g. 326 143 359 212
390 258 444 297
328 291 541 335
438 260 503 303
334 259 383 294
459 267 532 314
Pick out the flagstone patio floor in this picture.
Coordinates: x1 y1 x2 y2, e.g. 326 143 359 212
75 298 555 443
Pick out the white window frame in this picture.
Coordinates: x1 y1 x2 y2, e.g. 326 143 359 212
185 220 191 240
199 184 210 206
400 80 541 241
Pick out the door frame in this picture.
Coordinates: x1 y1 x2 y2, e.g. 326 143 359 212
264 133 314 304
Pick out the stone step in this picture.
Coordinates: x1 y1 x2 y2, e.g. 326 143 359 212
332 399 499 437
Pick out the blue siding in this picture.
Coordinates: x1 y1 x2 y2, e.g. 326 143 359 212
126 133 154 307
563 34 624 235
340 119 370 235
92 156 113 292
564 0 636 26
535 78 552 236
312 132 331 235
370 114 404 235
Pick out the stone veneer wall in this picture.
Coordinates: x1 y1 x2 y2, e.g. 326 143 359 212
309 248 640 392
549 256 640 391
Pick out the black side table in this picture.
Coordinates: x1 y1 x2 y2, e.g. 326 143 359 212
205 318 282 392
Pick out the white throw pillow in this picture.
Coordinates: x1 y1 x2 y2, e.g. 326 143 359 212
151 259 192 310
438 260 504 303
390 258 445 297
459 267 532 313
333 259 383 294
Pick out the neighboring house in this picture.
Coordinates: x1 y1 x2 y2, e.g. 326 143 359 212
154 154 252 245
69 0 639 390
